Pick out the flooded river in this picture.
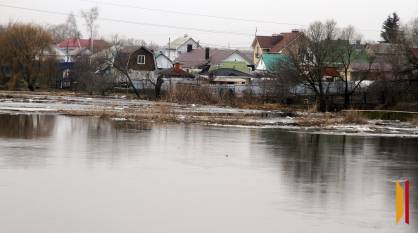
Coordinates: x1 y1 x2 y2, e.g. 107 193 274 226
0 114 417 233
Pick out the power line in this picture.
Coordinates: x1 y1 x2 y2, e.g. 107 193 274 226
81 0 306 27
81 0 381 33
0 3 254 37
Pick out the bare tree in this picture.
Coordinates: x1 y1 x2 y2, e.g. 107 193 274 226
81 7 99 52
48 13 81 43
66 13 81 39
105 46 141 98
0 23 52 90
401 18 418 76
74 54 115 95
284 20 339 112
335 26 375 108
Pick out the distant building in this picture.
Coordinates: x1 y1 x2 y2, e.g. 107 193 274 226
162 35 200 61
175 47 253 73
155 52 173 70
255 53 289 73
117 46 156 72
205 68 254 85
57 38 109 56
251 30 302 65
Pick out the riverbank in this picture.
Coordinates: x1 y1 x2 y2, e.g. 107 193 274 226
0 91 417 137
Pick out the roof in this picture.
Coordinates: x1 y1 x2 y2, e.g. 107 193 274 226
120 46 154 55
175 48 252 68
209 61 250 73
252 32 301 52
322 67 340 77
58 38 108 51
258 53 291 72
366 43 394 55
167 35 197 49
411 48 418 59
208 68 253 77
158 68 194 78
155 52 172 61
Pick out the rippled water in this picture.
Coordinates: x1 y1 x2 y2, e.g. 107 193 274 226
0 114 416 233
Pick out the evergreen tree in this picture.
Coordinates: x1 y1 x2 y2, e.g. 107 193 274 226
381 12 400 43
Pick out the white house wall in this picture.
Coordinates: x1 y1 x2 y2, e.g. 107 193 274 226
177 39 199 54
256 58 267 71
163 38 199 61
156 56 173 69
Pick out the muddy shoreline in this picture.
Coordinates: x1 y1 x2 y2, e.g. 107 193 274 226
0 91 417 137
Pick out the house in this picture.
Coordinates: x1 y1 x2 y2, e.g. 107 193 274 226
204 68 254 85
57 38 109 54
256 53 290 73
322 67 341 82
209 61 250 73
99 46 157 89
119 46 156 71
155 52 173 70
252 30 302 65
175 48 253 73
162 35 200 61
157 63 196 90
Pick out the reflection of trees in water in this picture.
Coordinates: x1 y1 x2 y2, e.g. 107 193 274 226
259 129 418 220
260 130 355 185
0 114 56 139
79 118 153 165
0 114 56 168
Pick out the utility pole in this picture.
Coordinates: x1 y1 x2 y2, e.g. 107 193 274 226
168 37 171 61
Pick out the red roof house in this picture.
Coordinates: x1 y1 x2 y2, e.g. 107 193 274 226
58 39 109 52
252 30 302 65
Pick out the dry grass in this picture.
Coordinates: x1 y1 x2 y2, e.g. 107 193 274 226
342 111 368 124
296 113 340 127
409 118 418 126
164 85 220 105
164 85 292 111
296 111 368 127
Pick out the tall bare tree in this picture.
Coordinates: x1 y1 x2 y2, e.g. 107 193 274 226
48 13 81 43
335 26 374 108
81 7 99 52
284 20 339 112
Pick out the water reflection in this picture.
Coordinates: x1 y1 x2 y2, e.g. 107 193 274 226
0 114 56 139
0 114 417 233
259 129 418 230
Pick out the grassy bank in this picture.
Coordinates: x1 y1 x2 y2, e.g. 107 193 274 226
343 110 418 122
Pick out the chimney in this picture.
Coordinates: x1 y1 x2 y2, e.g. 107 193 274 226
272 34 282 45
205 47 210 60
291 29 300 33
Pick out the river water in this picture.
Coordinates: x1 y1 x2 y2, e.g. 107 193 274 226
0 114 416 233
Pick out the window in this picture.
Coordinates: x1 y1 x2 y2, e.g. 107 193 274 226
137 55 145 64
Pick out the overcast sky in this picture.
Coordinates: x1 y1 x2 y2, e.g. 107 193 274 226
0 0 417 48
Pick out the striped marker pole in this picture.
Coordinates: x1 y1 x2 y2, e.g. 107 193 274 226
396 179 410 225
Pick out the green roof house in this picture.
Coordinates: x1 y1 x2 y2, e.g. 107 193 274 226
256 53 291 73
